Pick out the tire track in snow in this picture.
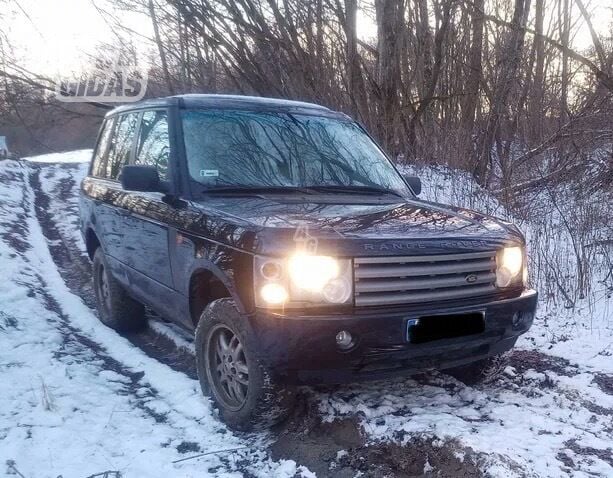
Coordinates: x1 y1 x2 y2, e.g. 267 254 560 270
7 161 305 477
30 163 198 379
28 164 181 423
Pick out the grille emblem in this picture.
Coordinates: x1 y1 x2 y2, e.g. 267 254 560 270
465 274 478 283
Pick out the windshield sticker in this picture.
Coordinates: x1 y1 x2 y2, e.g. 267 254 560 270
200 169 219 177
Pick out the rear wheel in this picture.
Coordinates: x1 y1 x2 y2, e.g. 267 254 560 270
195 298 295 430
92 248 146 331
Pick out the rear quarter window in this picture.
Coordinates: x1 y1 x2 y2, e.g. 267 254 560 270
91 119 114 177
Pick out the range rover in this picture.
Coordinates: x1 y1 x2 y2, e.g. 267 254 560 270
79 94 537 430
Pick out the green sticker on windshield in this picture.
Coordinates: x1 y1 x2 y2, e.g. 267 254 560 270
200 169 219 177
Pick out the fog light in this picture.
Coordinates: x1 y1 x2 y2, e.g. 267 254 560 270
336 330 353 349
260 283 288 305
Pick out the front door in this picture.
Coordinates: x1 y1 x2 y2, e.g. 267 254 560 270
121 109 177 318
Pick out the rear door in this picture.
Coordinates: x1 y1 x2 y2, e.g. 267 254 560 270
82 113 140 283
80 116 114 247
96 112 140 269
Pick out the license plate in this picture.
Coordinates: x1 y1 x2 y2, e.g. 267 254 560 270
407 311 485 344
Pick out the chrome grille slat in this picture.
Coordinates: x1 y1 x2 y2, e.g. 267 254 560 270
354 251 497 307
355 251 494 264
355 272 495 293
355 259 494 279
356 284 495 306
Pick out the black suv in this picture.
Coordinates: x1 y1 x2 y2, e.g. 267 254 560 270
80 94 537 430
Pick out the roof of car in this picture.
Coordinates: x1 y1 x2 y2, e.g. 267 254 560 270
106 94 341 118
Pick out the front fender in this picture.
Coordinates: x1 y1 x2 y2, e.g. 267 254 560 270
172 230 255 316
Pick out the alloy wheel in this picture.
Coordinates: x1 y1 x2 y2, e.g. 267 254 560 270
206 324 249 410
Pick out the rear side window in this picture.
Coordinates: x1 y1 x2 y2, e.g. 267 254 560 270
91 119 114 177
135 110 170 181
105 113 139 180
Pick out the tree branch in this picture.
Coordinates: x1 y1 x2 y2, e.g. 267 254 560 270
472 2 613 91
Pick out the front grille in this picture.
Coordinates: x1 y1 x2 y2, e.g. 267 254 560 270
354 251 497 307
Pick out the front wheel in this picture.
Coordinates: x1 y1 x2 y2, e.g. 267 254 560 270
195 299 295 430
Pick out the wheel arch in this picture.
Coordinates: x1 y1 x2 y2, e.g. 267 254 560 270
85 227 101 260
188 266 247 327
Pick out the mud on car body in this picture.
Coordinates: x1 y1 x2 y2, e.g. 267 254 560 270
79 94 537 430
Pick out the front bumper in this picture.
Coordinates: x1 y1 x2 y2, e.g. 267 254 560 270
249 289 538 385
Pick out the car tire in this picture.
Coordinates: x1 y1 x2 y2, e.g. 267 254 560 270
92 248 146 331
444 355 505 385
195 298 296 431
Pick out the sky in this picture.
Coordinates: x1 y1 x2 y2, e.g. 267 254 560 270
0 0 611 79
1 0 151 76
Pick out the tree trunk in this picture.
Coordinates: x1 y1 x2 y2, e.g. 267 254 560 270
344 0 369 122
530 0 545 142
559 0 570 122
375 0 404 156
459 0 484 167
148 0 174 95
474 0 530 186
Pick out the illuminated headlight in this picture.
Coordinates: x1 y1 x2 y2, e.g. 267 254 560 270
288 255 339 291
255 254 353 307
496 246 525 288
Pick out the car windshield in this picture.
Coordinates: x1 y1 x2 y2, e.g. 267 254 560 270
181 109 410 196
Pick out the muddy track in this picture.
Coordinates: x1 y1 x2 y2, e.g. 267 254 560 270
0 165 30 253
24 165 196 428
29 164 198 380
24 164 256 466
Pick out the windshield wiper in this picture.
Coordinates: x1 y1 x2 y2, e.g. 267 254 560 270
201 185 406 198
305 185 406 198
201 185 315 195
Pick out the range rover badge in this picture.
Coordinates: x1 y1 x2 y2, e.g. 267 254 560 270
465 274 478 283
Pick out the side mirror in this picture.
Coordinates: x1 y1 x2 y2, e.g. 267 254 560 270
403 175 421 196
121 165 164 192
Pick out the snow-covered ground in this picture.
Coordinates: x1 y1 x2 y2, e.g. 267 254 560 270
0 153 310 478
0 151 611 477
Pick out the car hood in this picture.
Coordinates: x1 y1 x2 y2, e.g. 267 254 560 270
188 195 523 256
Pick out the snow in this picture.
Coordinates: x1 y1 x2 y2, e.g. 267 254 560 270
318 362 613 476
22 149 93 163
0 158 305 477
0 152 611 477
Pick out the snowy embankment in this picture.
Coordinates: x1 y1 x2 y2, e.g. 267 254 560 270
0 151 611 477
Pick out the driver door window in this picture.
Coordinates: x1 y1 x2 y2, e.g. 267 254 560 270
135 110 170 181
